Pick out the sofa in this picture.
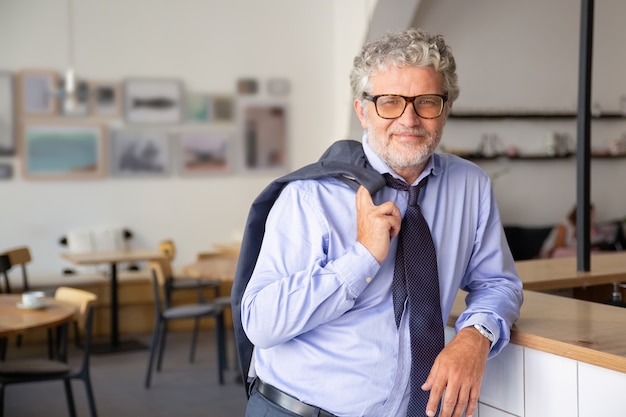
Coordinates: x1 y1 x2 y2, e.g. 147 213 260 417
503 225 553 261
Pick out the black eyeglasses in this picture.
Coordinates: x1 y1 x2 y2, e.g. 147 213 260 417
363 93 448 119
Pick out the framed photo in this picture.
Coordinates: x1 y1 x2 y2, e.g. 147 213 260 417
211 94 235 122
0 72 15 155
124 78 183 124
238 99 289 172
185 92 210 122
109 129 170 177
89 80 122 117
0 163 13 179
21 121 105 180
58 77 90 117
17 69 58 117
178 129 233 175
236 78 258 95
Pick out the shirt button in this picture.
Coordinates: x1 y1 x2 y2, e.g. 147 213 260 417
365 276 372 283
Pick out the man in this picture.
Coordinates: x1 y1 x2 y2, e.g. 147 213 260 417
240 28 523 417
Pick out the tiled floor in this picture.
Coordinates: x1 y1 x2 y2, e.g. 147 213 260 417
3 329 248 417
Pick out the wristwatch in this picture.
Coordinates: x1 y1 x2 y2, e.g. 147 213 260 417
473 324 494 345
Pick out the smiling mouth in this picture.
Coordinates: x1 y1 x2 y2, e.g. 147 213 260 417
392 132 426 142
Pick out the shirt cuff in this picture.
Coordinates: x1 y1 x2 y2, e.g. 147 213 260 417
332 242 380 298
457 313 501 351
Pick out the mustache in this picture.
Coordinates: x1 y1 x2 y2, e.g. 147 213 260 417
389 128 430 136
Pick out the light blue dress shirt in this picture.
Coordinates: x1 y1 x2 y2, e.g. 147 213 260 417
241 135 523 417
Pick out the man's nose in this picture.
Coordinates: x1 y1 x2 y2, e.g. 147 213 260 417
397 103 422 125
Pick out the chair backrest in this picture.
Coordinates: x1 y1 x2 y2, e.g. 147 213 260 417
6 247 31 266
1 246 32 292
147 258 173 287
54 287 98 330
0 254 10 293
158 240 176 260
0 255 10 274
147 260 170 313
54 287 97 374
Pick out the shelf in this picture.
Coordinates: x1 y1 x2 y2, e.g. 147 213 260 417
448 112 626 120
507 153 574 160
453 153 626 161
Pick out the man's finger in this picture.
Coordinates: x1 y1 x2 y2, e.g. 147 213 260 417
356 185 374 210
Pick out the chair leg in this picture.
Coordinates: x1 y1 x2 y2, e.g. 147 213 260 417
216 313 226 385
0 338 6 361
0 383 5 417
156 321 169 372
145 320 162 388
189 318 200 363
47 328 54 359
63 379 78 417
81 375 98 417
74 322 82 348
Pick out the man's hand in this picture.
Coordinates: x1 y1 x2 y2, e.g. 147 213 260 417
422 327 491 417
355 185 402 263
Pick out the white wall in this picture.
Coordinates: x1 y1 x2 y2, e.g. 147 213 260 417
0 0 373 279
414 0 626 225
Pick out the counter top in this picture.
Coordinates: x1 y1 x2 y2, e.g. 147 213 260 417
516 251 626 291
450 290 626 374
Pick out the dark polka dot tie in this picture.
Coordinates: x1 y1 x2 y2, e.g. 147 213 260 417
384 173 444 416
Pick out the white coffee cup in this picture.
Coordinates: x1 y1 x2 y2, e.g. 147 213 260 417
21 291 46 307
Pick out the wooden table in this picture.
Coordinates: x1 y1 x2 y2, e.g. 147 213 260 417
182 255 238 282
516 251 626 291
0 295 75 337
60 249 163 353
0 294 76 360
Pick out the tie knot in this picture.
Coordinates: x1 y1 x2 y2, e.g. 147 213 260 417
383 173 428 207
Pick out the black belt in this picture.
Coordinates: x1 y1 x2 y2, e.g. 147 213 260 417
254 379 337 417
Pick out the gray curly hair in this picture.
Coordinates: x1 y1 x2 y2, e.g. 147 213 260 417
350 28 459 103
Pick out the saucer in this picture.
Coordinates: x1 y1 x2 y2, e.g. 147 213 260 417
16 301 48 310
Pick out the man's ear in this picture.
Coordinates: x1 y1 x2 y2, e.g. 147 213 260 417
354 99 368 129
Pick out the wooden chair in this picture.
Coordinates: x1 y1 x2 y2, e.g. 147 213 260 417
47 286 96 356
158 239 232 350
0 287 99 417
0 251 30 350
0 247 31 293
158 239 228 359
145 258 226 388
158 239 221 294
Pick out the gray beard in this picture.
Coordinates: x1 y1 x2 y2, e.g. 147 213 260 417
366 127 440 171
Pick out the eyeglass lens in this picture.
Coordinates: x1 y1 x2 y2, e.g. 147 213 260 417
375 95 444 119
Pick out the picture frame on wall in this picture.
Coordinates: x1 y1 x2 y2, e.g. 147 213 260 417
178 128 233 176
211 94 235 123
238 99 289 173
123 78 183 124
0 72 15 155
58 78 89 117
237 78 258 95
17 69 58 117
109 128 170 177
0 163 13 180
89 80 122 117
21 121 106 180
185 92 210 123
